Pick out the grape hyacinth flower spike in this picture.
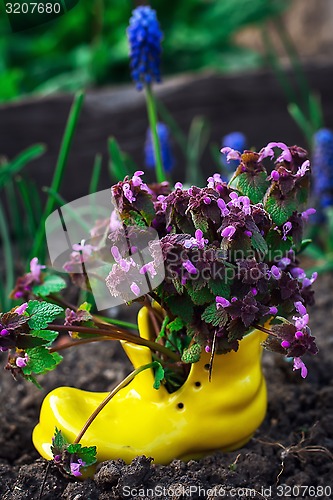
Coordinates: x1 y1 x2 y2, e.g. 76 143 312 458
127 6 163 91
312 128 333 216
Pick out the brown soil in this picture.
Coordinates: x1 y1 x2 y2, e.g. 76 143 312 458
0 274 332 500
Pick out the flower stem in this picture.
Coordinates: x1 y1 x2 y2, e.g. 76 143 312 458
49 324 180 362
73 362 160 444
145 85 165 183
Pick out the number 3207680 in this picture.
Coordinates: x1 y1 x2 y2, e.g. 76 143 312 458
6 3 61 14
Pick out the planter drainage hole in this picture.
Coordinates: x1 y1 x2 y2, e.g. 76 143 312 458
204 363 210 371
177 402 184 410
194 381 201 387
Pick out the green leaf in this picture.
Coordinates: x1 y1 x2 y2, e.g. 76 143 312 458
191 211 209 233
153 362 165 390
237 171 269 204
266 229 292 261
33 275 67 298
251 231 268 257
22 347 63 376
167 317 184 333
264 195 297 226
27 301 63 330
181 343 202 363
208 279 231 298
165 294 194 324
78 446 98 467
78 302 92 312
67 443 82 454
31 329 58 345
201 303 228 328
51 428 68 455
187 283 214 305
0 144 46 190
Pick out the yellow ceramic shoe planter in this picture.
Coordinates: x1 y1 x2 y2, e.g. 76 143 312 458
33 307 267 466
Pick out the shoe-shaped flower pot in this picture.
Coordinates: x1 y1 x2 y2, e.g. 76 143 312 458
33 306 267 466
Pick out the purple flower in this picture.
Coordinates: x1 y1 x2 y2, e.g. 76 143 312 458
140 262 157 278
302 272 318 288
131 170 145 187
217 198 230 217
296 160 310 177
290 267 306 280
244 230 252 237
270 170 280 181
220 147 242 163
0 329 9 337
269 306 278 315
203 196 211 205
130 282 141 296
122 183 136 203
293 357 308 378
277 257 291 270
183 229 208 249
182 260 198 274
294 301 307 316
174 182 183 190
282 221 292 241
16 353 29 368
15 303 28 315
221 132 247 170
271 265 282 280
30 257 46 282
258 142 292 163
221 225 236 239
295 331 304 339
216 296 230 308
70 458 86 477
293 313 309 330
301 208 316 221
72 240 95 257
281 340 290 349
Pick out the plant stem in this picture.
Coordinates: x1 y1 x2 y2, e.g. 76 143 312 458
254 324 277 337
73 362 159 444
50 337 111 353
145 85 165 183
49 324 180 361
30 91 85 262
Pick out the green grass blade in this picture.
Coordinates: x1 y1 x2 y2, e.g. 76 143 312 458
30 91 85 263
186 116 210 186
5 179 26 256
288 103 314 146
89 154 102 194
0 144 46 189
0 200 14 310
17 178 38 239
108 137 128 182
156 98 188 153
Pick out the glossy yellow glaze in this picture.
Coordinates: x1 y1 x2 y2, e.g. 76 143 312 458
33 307 267 466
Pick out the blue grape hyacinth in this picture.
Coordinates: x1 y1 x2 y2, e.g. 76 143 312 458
221 132 247 170
127 6 163 91
145 123 174 173
312 128 333 210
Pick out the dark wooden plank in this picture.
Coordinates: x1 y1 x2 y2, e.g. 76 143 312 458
1 65 333 203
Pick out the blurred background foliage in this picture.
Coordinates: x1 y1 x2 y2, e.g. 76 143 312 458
0 0 290 102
